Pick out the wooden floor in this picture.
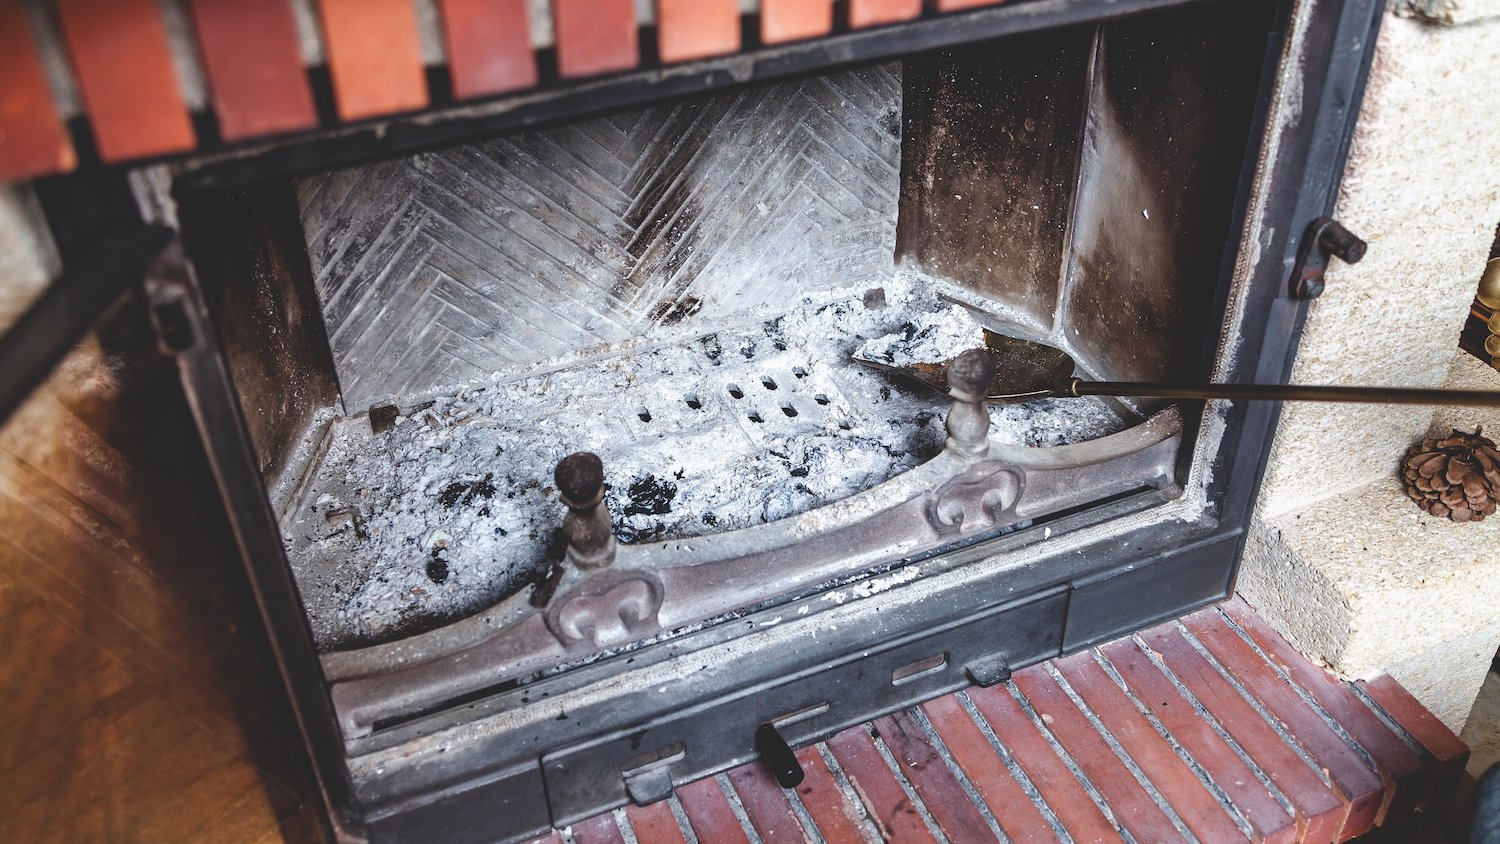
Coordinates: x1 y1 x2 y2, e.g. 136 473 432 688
0 333 322 842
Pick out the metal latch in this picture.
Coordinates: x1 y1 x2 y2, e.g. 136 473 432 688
1288 217 1367 299
620 741 685 806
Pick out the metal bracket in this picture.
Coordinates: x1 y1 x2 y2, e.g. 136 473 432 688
620 741 684 806
1288 217 1367 298
623 768 674 806
145 280 197 354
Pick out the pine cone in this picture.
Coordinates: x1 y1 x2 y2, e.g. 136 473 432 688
1401 428 1500 522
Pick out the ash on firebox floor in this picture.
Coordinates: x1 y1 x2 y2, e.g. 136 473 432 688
285 280 1135 651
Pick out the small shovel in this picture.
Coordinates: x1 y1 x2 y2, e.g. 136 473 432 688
852 329 1500 407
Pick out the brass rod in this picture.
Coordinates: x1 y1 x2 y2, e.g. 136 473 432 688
1070 379 1500 406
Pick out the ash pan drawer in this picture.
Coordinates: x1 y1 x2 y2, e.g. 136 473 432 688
541 584 1068 828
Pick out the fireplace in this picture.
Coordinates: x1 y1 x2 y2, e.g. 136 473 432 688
95 0 1386 840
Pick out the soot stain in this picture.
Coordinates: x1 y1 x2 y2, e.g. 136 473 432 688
426 553 450 585
699 334 723 364
649 295 704 326
438 473 497 509
623 475 677 517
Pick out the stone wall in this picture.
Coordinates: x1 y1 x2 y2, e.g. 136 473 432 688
1242 6 1500 730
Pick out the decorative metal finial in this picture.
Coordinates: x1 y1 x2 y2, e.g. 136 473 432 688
555 452 616 569
945 348 993 457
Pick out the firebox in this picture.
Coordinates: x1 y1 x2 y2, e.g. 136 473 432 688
89 0 1384 840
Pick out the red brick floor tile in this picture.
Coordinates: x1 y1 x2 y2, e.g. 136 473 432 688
0 2 75 179
317 0 429 120
569 811 625 844
656 0 740 64
849 0 922 28
1220 599 1430 822
54 0 195 162
1185 609 1386 840
624 799 685 843
186 0 317 140
827 726 938 843
1099 637 1298 843
966 682 1125 843
439 0 537 99
1358 674 1470 804
727 759 809 841
761 0 833 44
1139 622 1346 844
554 0 637 78
675 776 750 844
792 746 865 844
937 0 1006 10
873 711 995 841
1013 664 1185 842
921 693 1055 841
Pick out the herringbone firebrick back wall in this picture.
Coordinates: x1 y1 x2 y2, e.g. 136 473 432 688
296 64 903 410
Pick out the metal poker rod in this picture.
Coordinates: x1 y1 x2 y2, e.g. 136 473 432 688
854 330 1500 407
1064 379 1500 407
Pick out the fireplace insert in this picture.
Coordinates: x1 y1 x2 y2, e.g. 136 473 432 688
12 0 1383 840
